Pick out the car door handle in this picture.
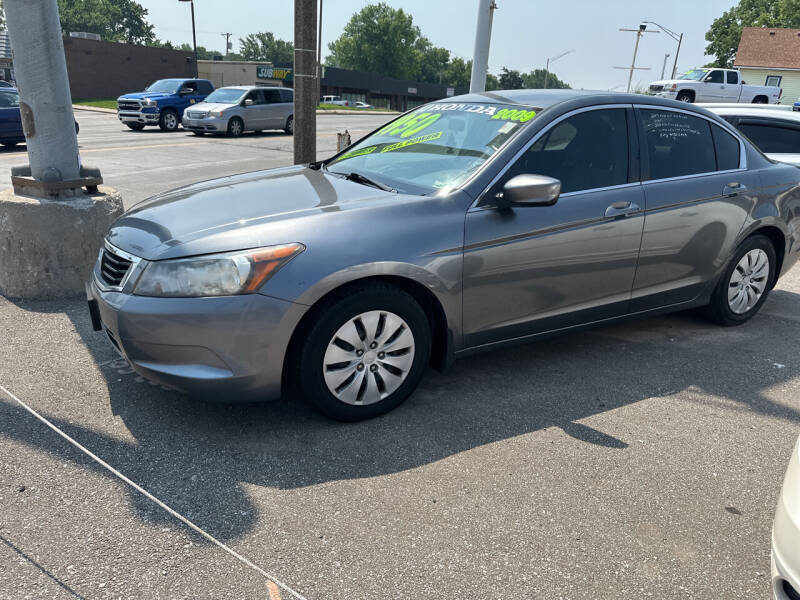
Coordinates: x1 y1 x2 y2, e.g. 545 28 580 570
605 201 640 218
723 182 747 196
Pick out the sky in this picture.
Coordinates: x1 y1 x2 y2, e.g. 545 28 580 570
137 0 739 90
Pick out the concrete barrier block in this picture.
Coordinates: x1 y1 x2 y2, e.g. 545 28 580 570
0 185 123 299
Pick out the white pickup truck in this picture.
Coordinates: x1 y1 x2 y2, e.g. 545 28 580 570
648 68 781 104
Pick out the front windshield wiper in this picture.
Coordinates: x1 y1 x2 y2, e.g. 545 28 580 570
341 171 396 192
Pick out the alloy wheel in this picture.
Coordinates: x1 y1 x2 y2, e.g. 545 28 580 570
323 310 415 406
728 248 769 314
230 119 243 136
164 113 178 130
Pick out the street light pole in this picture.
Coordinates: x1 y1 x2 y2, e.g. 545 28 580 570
469 0 498 93
544 49 572 89
617 24 658 93
178 0 198 78
642 21 683 80
672 33 683 79
661 53 670 80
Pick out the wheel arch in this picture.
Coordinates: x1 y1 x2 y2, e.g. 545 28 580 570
677 89 695 102
281 273 454 397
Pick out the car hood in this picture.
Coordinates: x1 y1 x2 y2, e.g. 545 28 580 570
107 166 402 260
185 102 236 113
649 80 680 87
118 91 174 101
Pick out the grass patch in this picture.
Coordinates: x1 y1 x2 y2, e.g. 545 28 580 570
74 99 117 110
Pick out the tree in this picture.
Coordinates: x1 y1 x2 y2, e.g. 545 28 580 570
498 67 524 90
326 3 424 80
704 0 800 67
56 0 156 45
239 32 294 64
522 68 571 89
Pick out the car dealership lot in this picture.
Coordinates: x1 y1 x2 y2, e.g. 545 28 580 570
1 109 800 599
0 109 394 209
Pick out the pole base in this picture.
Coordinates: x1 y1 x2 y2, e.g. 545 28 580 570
10 165 103 199
0 185 123 299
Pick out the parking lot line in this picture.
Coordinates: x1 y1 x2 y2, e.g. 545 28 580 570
0 381 309 600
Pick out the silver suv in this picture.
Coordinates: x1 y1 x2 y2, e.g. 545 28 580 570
182 85 294 137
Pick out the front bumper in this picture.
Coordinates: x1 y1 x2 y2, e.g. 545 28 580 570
87 274 307 402
772 437 800 599
118 108 160 125
651 90 678 99
182 115 227 132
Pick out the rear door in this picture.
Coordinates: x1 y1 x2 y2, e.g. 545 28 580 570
724 70 741 101
462 105 646 347
261 88 284 129
279 88 293 126
631 106 754 311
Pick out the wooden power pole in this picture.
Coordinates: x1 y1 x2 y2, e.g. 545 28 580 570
294 0 318 165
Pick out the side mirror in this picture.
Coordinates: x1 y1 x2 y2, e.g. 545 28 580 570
500 174 561 207
244 98 254 106
180 88 192 95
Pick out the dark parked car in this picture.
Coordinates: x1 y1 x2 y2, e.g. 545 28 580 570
117 78 215 132
0 87 79 148
87 90 800 420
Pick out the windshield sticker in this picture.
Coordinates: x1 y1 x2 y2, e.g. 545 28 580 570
427 103 501 115
338 145 378 161
491 108 537 123
377 112 442 138
381 131 443 153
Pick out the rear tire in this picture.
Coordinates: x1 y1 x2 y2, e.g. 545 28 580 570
285 115 294 135
227 117 244 137
676 91 694 103
192 131 206 136
704 235 776 326
158 109 180 132
297 283 431 421
126 123 145 131
752 96 768 104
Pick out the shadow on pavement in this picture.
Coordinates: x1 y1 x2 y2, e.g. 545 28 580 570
2 292 799 543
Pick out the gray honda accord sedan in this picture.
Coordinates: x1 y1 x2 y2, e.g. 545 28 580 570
87 90 800 421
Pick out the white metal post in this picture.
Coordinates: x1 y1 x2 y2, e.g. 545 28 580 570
470 0 496 93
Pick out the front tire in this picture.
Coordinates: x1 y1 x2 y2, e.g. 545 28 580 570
298 283 431 421
158 109 180 132
227 117 244 137
676 91 694 103
704 235 776 326
126 123 145 131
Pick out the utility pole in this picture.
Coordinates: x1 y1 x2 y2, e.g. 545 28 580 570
221 32 232 57
469 0 498 93
544 49 572 89
615 24 657 93
178 0 198 77
317 0 323 103
294 0 318 164
672 33 683 79
661 53 670 80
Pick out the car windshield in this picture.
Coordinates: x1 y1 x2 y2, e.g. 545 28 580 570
0 90 19 107
204 88 246 104
327 102 540 194
678 69 709 81
145 80 182 94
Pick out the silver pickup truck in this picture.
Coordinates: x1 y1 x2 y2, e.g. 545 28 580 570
648 68 781 104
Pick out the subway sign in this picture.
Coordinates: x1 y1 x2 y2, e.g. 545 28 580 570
257 66 293 81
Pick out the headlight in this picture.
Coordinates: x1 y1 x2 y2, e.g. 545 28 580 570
210 109 225 117
142 98 156 107
133 243 304 298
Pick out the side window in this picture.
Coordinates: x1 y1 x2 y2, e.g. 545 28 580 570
198 81 213 95
182 81 198 93
280 88 294 103
711 124 741 171
244 91 261 105
494 108 629 196
727 71 739 85
706 70 724 84
765 75 782 87
737 122 800 154
263 89 282 104
640 109 716 180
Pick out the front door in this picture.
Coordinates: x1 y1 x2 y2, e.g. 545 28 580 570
463 106 645 348
700 69 726 102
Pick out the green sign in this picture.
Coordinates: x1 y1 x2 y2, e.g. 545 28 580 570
257 66 293 81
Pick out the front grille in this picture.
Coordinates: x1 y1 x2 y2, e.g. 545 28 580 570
118 100 141 112
100 248 132 287
186 111 206 119
649 84 664 93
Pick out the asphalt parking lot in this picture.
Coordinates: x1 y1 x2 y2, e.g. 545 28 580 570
1 111 799 599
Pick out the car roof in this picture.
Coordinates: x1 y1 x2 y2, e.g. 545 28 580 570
702 104 800 120
439 88 718 112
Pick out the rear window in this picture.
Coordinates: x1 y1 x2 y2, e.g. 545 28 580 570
727 71 738 85
640 109 716 180
711 124 741 170
0 90 19 107
197 81 213 95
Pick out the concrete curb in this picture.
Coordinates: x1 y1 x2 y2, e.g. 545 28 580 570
73 105 116 114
